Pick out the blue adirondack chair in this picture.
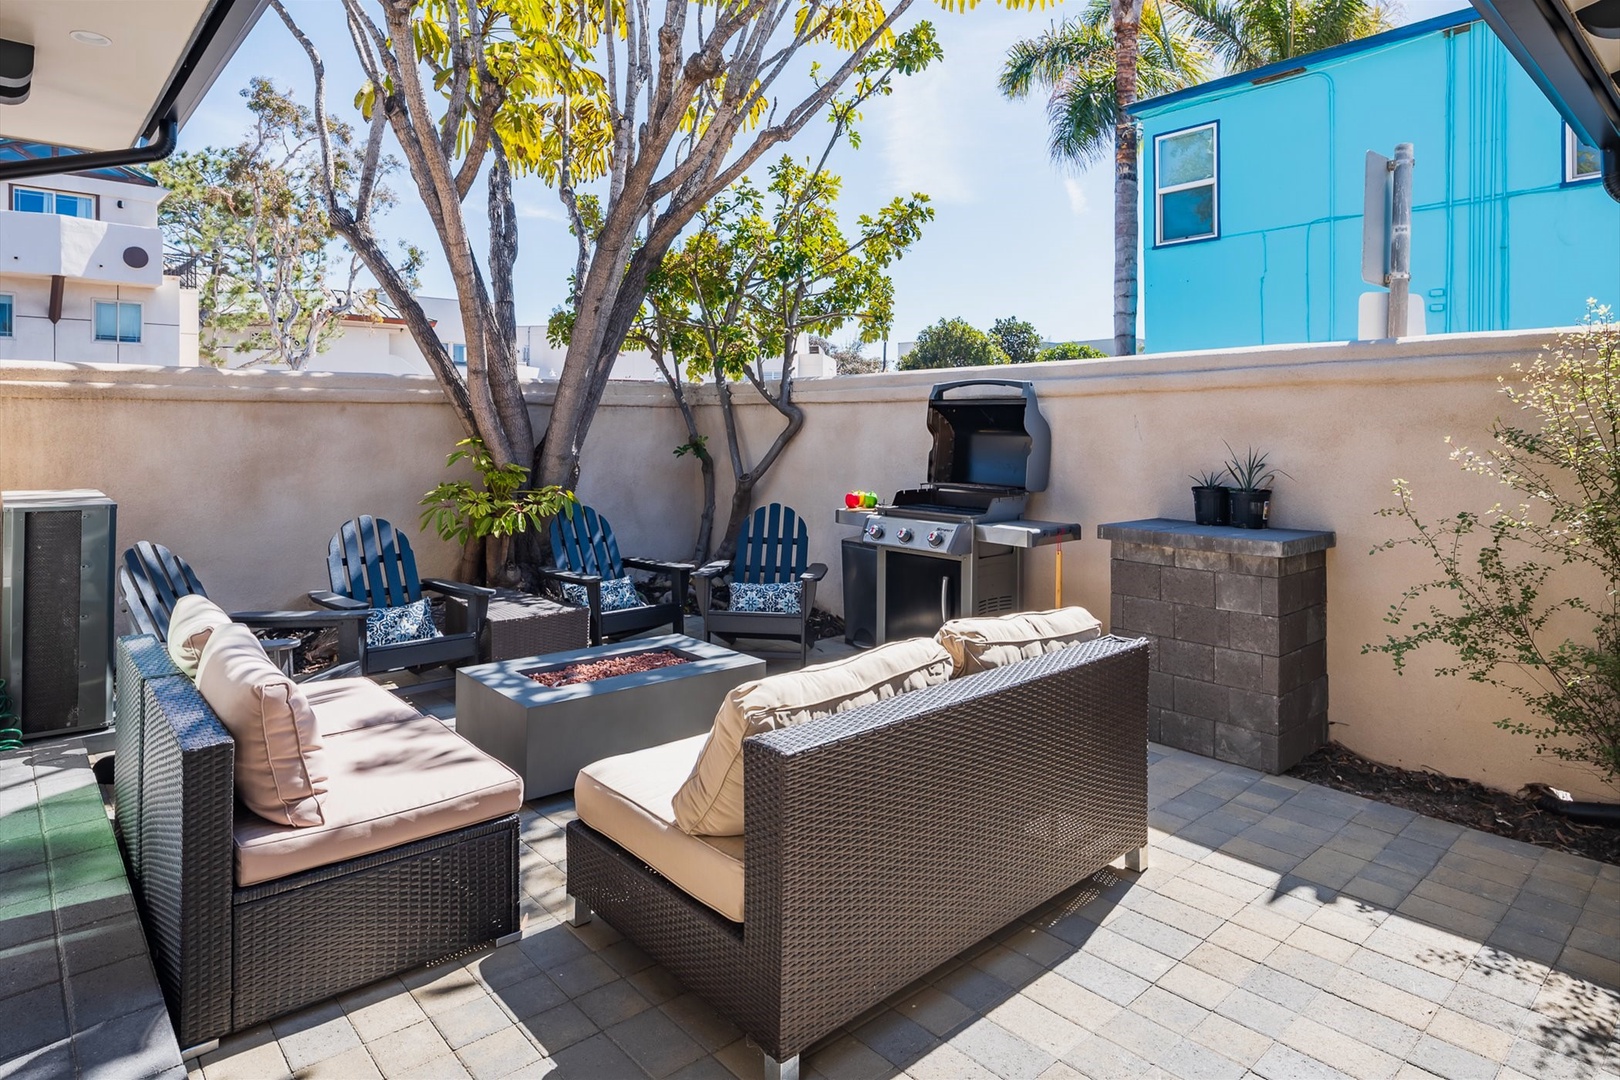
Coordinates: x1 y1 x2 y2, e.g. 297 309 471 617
309 516 494 689
694 503 828 667
542 504 690 645
118 540 366 679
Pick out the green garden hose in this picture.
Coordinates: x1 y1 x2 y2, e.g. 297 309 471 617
0 678 21 752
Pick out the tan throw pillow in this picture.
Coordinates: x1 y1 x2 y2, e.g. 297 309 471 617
935 607 1103 677
672 637 954 836
196 622 327 827
166 593 233 678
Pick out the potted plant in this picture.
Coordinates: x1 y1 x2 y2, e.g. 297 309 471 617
420 438 576 587
1224 444 1284 529
1188 468 1230 526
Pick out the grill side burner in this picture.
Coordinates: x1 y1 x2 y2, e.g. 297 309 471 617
839 380 1081 643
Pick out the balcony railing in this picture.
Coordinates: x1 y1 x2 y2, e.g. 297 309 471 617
163 249 200 289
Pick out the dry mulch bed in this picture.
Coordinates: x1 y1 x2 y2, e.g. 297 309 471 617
528 649 689 688
1288 742 1620 866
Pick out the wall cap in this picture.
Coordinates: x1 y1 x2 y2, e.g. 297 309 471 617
1098 518 1336 557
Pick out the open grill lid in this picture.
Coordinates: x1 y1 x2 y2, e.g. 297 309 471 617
924 379 1052 494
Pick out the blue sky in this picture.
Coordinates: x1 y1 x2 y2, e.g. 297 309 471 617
183 0 1473 348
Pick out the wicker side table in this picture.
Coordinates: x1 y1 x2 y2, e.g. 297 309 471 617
445 589 591 662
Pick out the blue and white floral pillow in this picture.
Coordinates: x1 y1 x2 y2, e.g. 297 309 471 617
562 576 644 612
366 597 442 649
729 580 802 614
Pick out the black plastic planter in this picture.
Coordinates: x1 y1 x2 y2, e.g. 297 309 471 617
1229 489 1271 529
1192 486 1230 526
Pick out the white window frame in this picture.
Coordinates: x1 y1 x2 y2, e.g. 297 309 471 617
1154 122 1220 246
0 293 13 338
93 300 142 343
9 185 97 219
1565 124 1602 184
451 342 467 366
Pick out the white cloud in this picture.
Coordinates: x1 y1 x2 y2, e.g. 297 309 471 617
879 68 974 204
515 198 565 223
1063 178 1089 217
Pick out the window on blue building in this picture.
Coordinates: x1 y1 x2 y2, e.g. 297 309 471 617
0 294 13 337
1565 125 1601 183
1155 123 1219 244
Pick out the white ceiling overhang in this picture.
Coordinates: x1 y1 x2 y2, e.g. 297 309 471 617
0 0 265 152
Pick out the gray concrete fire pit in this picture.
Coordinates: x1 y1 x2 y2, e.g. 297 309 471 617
455 633 765 798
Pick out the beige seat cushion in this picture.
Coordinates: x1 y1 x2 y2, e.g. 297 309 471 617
197 623 327 827
935 607 1103 677
233 715 523 886
576 736 745 922
672 637 954 837
166 594 232 678
304 678 422 739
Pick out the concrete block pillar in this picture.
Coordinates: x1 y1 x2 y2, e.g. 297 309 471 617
1096 519 1336 774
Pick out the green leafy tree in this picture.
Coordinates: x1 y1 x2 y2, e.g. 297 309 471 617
654 153 933 558
153 79 417 367
273 0 1041 518
900 317 1010 370
990 316 1043 364
1037 341 1108 361
1369 306 1620 785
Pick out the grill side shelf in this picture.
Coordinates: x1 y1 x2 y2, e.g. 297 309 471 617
972 520 1082 549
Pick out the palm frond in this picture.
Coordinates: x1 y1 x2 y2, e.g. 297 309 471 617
1046 64 1121 167
999 18 1116 99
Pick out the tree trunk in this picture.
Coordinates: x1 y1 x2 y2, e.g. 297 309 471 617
1112 0 1144 357
713 367 806 561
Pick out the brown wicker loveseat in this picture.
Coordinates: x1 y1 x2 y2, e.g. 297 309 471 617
113 633 522 1054
565 633 1150 1080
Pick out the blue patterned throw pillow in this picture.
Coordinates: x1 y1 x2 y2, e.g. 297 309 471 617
729 580 802 614
366 597 442 649
562 576 643 612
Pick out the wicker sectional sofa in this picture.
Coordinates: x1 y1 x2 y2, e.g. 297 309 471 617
113 634 522 1053
564 633 1151 1079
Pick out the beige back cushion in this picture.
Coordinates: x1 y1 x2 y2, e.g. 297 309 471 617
196 622 328 827
166 593 233 678
672 637 954 836
935 607 1103 677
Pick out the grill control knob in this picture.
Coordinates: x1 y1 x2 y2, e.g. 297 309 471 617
866 523 885 540
896 527 914 543
927 529 945 547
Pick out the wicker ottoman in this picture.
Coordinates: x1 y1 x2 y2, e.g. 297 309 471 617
446 589 591 662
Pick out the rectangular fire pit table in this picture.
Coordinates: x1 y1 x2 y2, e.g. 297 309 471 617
455 634 766 799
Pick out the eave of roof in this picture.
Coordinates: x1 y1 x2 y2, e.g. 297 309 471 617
1129 7 1481 118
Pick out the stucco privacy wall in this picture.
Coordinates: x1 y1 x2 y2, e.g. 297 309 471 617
1 328 1613 801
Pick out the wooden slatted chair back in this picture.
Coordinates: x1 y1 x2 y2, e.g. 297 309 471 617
549 505 626 580
326 516 423 609
733 504 809 585
119 540 208 640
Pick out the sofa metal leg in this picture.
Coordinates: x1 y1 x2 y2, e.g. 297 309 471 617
568 897 594 927
180 1038 220 1062
763 1052 800 1080
495 930 522 947
1124 845 1149 872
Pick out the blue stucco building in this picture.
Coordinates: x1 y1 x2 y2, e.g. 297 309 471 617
1131 9 1620 354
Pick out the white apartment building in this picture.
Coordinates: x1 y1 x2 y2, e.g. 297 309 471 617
279 294 831 380
0 144 198 365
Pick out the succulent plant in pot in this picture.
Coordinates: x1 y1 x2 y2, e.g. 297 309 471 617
1188 468 1230 526
1223 444 1287 529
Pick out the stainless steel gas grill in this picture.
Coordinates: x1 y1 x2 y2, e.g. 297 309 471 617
836 380 1081 644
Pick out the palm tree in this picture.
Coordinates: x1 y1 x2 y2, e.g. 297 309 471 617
1179 0 1394 70
1002 0 1394 356
1001 2 1209 356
